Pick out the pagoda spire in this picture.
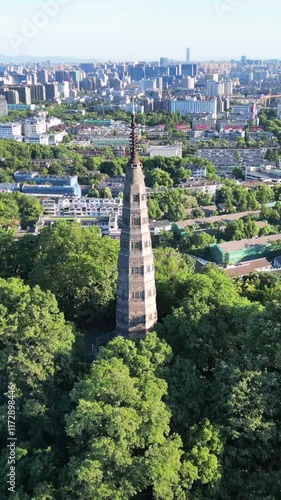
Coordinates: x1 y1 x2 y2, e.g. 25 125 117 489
130 111 139 164
116 114 158 339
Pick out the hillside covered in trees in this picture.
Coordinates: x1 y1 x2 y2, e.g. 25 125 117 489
0 222 281 499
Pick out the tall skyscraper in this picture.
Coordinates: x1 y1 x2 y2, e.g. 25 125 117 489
116 114 158 339
0 96 8 117
186 48 191 62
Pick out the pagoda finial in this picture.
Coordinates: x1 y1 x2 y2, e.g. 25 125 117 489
130 109 139 163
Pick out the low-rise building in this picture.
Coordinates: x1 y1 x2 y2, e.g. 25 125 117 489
24 117 47 136
15 172 81 198
0 122 22 139
98 174 126 196
25 134 50 145
210 233 281 266
147 143 182 158
41 197 123 222
37 214 118 236
245 165 281 182
178 179 222 195
225 258 272 277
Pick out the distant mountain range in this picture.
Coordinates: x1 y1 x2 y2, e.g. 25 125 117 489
0 55 100 64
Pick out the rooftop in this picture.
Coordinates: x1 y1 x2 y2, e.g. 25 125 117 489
225 258 272 277
215 233 281 253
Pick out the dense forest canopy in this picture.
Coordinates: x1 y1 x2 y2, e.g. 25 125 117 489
0 222 281 498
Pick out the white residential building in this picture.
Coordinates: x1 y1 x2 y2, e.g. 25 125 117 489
206 81 233 97
48 131 66 145
24 118 47 136
25 134 50 145
46 117 62 129
170 98 217 117
0 96 8 116
58 81 70 99
38 214 119 237
148 143 183 158
0 122 22 139
41 197 124 220
245 165 281 181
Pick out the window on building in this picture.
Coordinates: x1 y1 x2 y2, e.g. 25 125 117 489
144 241 150 248
121 240 129 250
132 267 143 275
130 316 145 325
132 241 142 250
132 218 141 226
132 291 144 299
141 194 146 201
133 194 140 202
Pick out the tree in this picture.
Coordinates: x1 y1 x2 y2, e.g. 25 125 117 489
100 160 123 178
100 187 112 199
235 271 281 305
145 169 173 188
157 265 257 372
16 193 43 225
154 247 195 320
254 185 275 204
65 335 188 499
0 278 77 499
175 167 191 184
210 354 281 499
224 219 259 241
63 334 223 499
147 197 162 221
87 188 100 198
190 233 217 257
0 228 17 278
191 208 205 218
28 222 119 325
0 193 20 222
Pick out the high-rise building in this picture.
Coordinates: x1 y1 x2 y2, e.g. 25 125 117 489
12 86 32 105
128 64 145 82
0 96 8 116
45 83 59 101
30 84 46 102
55 70 69 83
160 57 169 66
186 48 191 62
182 63 197 77
116 114 158 339
38 69 49 84
5 89 19 104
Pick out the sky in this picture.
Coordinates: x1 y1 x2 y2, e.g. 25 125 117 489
0 0 280 61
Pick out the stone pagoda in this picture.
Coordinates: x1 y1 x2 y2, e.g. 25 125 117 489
116 113 158 339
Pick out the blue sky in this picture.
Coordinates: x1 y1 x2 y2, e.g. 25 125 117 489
1 0 280 60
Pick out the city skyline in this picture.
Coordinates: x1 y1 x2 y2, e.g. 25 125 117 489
0 0 280 61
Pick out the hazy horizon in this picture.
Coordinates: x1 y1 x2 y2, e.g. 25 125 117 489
0 0 280 61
